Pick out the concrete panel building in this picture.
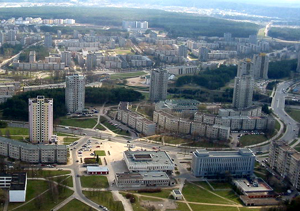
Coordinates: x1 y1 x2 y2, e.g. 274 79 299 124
253 53 269 80
268 141 300 190
0 137 68 164
65 74 85 113
232 75 254 109
29 96 53 144
149 69 168 102
192 149 255 178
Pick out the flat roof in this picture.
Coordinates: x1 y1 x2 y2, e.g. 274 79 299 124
0 137 67 150
9 172 27 191
194 148 254 158
87 166 109 172
233 178 273 193
124 150 174 167
116 172 169 181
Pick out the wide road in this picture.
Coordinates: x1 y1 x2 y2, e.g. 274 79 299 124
271 81 299 144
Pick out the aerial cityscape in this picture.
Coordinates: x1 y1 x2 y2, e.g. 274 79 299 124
1 0 300 211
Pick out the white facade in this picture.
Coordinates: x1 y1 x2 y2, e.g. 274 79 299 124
192 149 255 178
253 53 269 80
65 74 85 113
29 96 53 144
232 75 254 109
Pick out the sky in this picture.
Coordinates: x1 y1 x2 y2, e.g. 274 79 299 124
226 0 300 4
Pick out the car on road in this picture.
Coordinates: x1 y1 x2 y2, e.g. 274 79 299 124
99 205 104 208
77 175 80 177
83 133 87 135
76 160 79 162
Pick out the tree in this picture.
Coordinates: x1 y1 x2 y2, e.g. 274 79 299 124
96 155 99 163
0 130 2 137
0 121 7 128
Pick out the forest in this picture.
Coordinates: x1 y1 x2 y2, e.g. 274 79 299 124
0 87 144 121
0 7 259 38
268 27 300 41
18 45 49 62
175 65 237 90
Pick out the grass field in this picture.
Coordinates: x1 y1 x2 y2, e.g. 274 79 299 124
83 191 124 211
63 137 80 145
239 134 267 146
182 182 238 205
95 123 106 130
59 117 97 128
286 109 300 122
10 135 29 141
94 150 106 156
129 189 171 199
59 199 96 211
114 48 134 55
110 71 146 80
14 188 73 211
275 119 281 131
166 202 190 211
208 181 232 190
0 127 29 135
295 143 300 152
8 180 49 210
100 116 129 136
80 175 109 188
27 170 71 178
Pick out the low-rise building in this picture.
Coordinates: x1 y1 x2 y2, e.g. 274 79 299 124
0 172 27 202
123 150 175 173
87 166 109 175
0 137 68 164
192 148 255 178
115 172 170 188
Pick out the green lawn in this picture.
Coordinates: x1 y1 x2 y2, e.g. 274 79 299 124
94 150 106 156
189 204 240 211
8 180 49 210
64 176 74 187
275 119 281 131
96 123 106 130
294 143 300 152
83 191 124 211
110 71 146 80
129 189 171 199
100 116 130 136
59 117 97 128
182 182 237 205
80 175 109 188
208 181 232 190
13 188 73 211
59 199 96 211
63 137 80 145
27 170 71 178
10 135 29 141
239 134 267 146
286 108 300 122
0 127 29 135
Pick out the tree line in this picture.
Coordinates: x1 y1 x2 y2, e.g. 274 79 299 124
268 59 297 79
0 87 144 121
18 45 49 62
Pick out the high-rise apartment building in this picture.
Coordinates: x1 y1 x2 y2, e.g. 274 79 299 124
57 30 62 39
29 96 53 144
253 53 269 80
268 141 300 190
149 69 168 102
44 32 52 48
86 53 96 71
199 47 209 62
65 74 85 113
237 59 254 77
249 34 257 45
29 51 36 63
61 51 72 67
6 30 16 42
232 75 254 109
178 45 188 58
0 31 5 44
224 32 232 42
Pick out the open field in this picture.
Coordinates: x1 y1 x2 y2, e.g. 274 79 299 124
286 108 300 122
239 134 267 146
110 71 146 80
27 170 71 178
58 117 97 128
63 137 80 145
0 127 29 135
80 175 109 188
59 199 96 211
83 191 124 211
182 182 239 205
